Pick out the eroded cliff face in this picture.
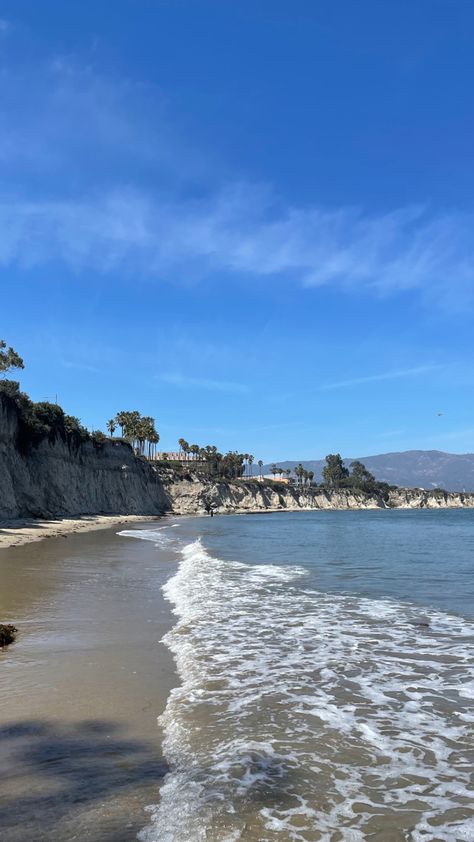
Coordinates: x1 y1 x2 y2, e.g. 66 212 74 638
162 475 382 513
1 394 473 520
0 395 168 519
162 475 474 515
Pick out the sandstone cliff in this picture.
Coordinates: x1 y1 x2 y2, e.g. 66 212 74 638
162 474 474 515
1 394 473 520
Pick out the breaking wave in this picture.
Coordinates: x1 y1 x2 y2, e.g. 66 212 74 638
135 536 474 841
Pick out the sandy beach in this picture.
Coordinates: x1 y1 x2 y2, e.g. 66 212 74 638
0 521 177 842
0 514 163 549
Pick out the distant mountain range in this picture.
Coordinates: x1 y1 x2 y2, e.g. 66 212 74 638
260 451 474 492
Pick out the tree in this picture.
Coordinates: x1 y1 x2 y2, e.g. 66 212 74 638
149 428 160 460
190 444 200 461
270 463 278 477
350 460 376 490
258 459 263 479
0 340 24 376
307 470 314 486
248 455 254 477
178 438 190 459
322 454 349 489
115 411 127 437
294 464 305 486
119 411 141 450
106 418 116 437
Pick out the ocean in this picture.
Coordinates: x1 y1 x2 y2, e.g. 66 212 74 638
120 509 474 842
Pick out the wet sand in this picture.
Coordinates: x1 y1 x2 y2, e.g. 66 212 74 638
0 514 162 549
0 522 177 842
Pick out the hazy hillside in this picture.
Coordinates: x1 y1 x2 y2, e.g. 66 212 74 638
261 451 474 492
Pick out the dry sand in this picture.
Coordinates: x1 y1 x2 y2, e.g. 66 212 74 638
0 513 162 549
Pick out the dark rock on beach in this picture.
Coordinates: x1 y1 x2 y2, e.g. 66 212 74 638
0 624 17 647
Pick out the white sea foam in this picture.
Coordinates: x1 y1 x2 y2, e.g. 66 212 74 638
118 524 179 548
137 537 474 841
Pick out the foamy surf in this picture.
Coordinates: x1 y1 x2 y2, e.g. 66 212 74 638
133 535 474 841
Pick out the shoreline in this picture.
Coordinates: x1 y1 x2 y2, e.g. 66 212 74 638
0 513 163 550
2 499 472 550
0 521 178 842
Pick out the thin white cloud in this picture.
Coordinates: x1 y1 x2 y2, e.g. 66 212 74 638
320 364 442 390
0 60 472 308
158 372 248 393
0 189 472 311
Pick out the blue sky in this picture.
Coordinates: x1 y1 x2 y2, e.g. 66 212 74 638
1 0 473 460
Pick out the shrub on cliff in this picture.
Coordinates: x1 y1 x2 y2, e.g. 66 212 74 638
91 430 107 445
1 386 91 451
64 415 90 439
0 379 21 398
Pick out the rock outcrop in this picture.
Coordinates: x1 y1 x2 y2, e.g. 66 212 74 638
162 474 474 515
0 624 17 647
1 393 473 520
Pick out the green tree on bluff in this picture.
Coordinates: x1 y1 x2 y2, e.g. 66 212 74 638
322 454 349 489
349 460 376 490
0 340 24 376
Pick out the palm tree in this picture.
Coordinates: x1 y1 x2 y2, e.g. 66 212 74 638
106 418 116 437
190 444 200 461
270 463 278 478
248 455 254 477
149 429 160 460
115 411 127 437
178 438 190 459
258 459 263 479
295 464 305 486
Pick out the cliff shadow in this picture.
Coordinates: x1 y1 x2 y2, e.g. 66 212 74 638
0 718 168 842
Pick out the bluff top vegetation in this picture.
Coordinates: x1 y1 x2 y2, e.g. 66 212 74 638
0 338 394 495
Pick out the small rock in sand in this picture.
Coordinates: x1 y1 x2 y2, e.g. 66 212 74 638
0 624 18 647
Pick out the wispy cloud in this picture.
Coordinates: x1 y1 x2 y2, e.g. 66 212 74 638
0 59 473 309
320 364 443 390
158 372 248 393
1 189 472 309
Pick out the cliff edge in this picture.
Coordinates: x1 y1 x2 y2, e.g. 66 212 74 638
1 394 473 520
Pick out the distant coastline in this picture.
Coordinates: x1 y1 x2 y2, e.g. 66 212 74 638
2 388 474 543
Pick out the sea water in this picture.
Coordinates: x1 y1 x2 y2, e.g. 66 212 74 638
120 509 474 841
